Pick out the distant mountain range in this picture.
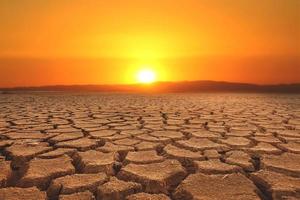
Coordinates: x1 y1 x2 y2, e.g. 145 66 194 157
1 81 300 93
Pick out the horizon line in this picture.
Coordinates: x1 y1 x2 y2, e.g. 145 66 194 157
1 80 300 90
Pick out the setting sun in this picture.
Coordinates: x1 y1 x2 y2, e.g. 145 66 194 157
137 69 156 84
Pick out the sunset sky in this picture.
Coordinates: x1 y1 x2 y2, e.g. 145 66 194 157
0 0 299 87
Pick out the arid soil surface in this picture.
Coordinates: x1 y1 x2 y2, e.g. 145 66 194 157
0 92 299 200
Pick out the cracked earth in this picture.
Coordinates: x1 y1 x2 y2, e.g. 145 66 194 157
0 93 300 200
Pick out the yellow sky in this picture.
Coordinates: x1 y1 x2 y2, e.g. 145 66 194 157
0 0 299 86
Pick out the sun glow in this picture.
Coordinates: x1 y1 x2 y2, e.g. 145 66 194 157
137 69 156 84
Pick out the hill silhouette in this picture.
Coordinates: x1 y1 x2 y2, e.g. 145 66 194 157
1 81 299 93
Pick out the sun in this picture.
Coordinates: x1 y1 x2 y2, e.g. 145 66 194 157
137 69 156 84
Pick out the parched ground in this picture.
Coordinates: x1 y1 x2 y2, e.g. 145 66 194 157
0 93 300 200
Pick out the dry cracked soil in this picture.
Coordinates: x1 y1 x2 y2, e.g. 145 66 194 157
0 92 299 200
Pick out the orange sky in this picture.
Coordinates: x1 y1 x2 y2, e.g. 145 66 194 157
0 0 299 87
